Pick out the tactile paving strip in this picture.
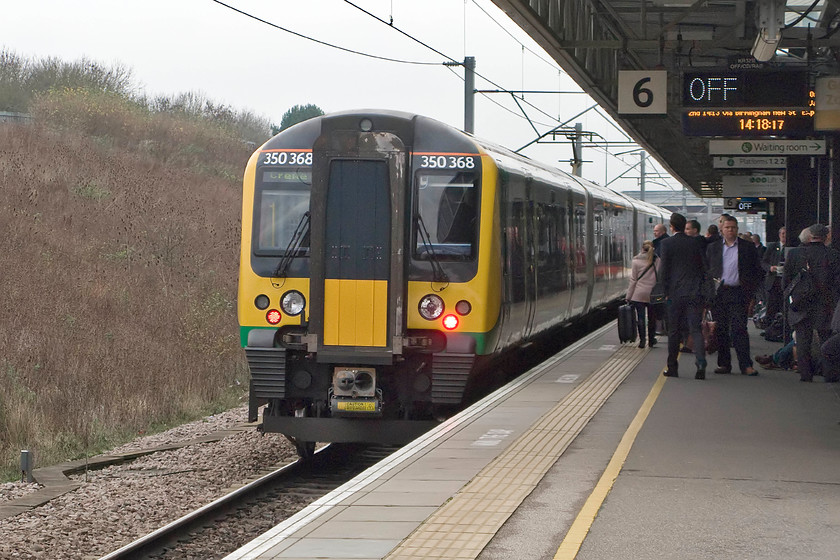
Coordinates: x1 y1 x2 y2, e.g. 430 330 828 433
385 344 646 560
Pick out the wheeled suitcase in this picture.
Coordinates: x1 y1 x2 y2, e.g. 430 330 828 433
617 303 637 343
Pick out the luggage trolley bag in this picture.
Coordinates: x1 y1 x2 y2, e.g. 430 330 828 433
618 303 637 343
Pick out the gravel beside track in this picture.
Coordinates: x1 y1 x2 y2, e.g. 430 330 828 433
0 405 299 559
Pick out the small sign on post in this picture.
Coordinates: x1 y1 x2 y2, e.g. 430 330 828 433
21 449 34 483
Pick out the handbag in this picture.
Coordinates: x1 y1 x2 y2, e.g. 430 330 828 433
702 309 718 354
649 259 666 305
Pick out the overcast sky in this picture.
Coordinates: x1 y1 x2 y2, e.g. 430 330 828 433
2 0 684 193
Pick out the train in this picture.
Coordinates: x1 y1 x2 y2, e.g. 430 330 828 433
237 109 668 456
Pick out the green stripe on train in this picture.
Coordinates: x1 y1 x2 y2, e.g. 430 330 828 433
239 327 493 355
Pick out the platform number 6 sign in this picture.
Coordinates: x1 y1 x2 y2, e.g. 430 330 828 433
618 71 667 115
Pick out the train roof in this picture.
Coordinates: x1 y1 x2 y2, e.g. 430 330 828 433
262 109 668 219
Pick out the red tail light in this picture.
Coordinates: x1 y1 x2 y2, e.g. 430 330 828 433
442 314 459 330
266 309 282 325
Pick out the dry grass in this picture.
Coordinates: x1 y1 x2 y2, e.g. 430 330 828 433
0 53 269 480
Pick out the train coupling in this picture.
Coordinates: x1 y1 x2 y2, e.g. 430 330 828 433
329 367 383 416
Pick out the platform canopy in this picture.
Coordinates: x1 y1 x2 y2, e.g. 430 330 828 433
491 0 840 198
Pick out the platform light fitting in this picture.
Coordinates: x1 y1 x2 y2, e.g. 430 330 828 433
751 0 784 62
751 28 780 62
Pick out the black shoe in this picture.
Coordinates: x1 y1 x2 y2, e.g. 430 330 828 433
695 368 706 380
649 337 657 347
714 367 732 374
638 340 645 348
663 370 679 378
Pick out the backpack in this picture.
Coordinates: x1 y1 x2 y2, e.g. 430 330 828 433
762 313 785 342
784 250 825 313
784 266 816 312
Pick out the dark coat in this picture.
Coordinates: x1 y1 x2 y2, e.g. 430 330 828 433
782 243 840 329
761 241 785 290
652 232 669 256
706 236 763 300
660 232 707 300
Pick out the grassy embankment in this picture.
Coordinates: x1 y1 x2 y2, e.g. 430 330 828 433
0 50 271 480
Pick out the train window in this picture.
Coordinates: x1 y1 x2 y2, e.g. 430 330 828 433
413 171 478 260
255 170 311 255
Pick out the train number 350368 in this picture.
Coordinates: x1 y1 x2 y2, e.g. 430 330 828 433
419 155 476 169
262 151 313 166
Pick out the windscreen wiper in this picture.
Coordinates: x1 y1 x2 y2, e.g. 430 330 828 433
274 211 310 278
415 214 449 285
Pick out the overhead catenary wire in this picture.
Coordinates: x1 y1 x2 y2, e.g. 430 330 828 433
209 0 440 65
213 0 668 190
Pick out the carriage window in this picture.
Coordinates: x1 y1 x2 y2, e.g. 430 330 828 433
255 170 311 254
413 171 478 260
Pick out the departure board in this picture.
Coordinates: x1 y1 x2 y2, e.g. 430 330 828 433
682 108 815 137
682 70 811 108
681 69 815 136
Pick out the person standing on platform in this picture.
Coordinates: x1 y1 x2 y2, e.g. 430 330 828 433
819 299 840 382
761 226 788 323
652 223 669 256
707 215 762 376
686 219 701 237
782 223 840 382
659 213 708 379
752 234 766 259
705 224 721 246
626 240 659 349
651 222 670 335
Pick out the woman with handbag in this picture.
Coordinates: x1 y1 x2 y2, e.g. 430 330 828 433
626 240 660 348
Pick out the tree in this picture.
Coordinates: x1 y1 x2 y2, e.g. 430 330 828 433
275 104 324 134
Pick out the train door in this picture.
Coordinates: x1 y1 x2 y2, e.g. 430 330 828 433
308 130 407 362
523 183 537 339
569 191 590 316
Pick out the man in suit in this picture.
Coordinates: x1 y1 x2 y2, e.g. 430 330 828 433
660 213 708 379
752 233 766 260
782 223 840 382
652 223 669 256
707 215 763 376
761 226 787 324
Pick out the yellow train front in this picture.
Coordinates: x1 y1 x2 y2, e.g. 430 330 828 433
238 110 663 455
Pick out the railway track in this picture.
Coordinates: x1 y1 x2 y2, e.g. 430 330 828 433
98 443 399 560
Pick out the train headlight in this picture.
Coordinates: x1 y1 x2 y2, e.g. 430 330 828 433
442 314 459 330
455 300 472 316
266 309 282 325
281 290 306 316
418 294 444 320
359 118 373 132
254 294 270 310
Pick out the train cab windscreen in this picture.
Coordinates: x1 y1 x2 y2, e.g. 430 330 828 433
413 171 479 260
255 169 311 255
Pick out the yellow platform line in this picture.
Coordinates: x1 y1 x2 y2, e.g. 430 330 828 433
386 344 649 560
554 371 667 559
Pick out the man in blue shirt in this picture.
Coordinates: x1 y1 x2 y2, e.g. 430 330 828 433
706 215 763 375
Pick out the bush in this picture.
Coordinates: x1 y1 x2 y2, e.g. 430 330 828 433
0 50 273 478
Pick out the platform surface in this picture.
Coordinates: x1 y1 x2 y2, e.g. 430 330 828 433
223 322 840 560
